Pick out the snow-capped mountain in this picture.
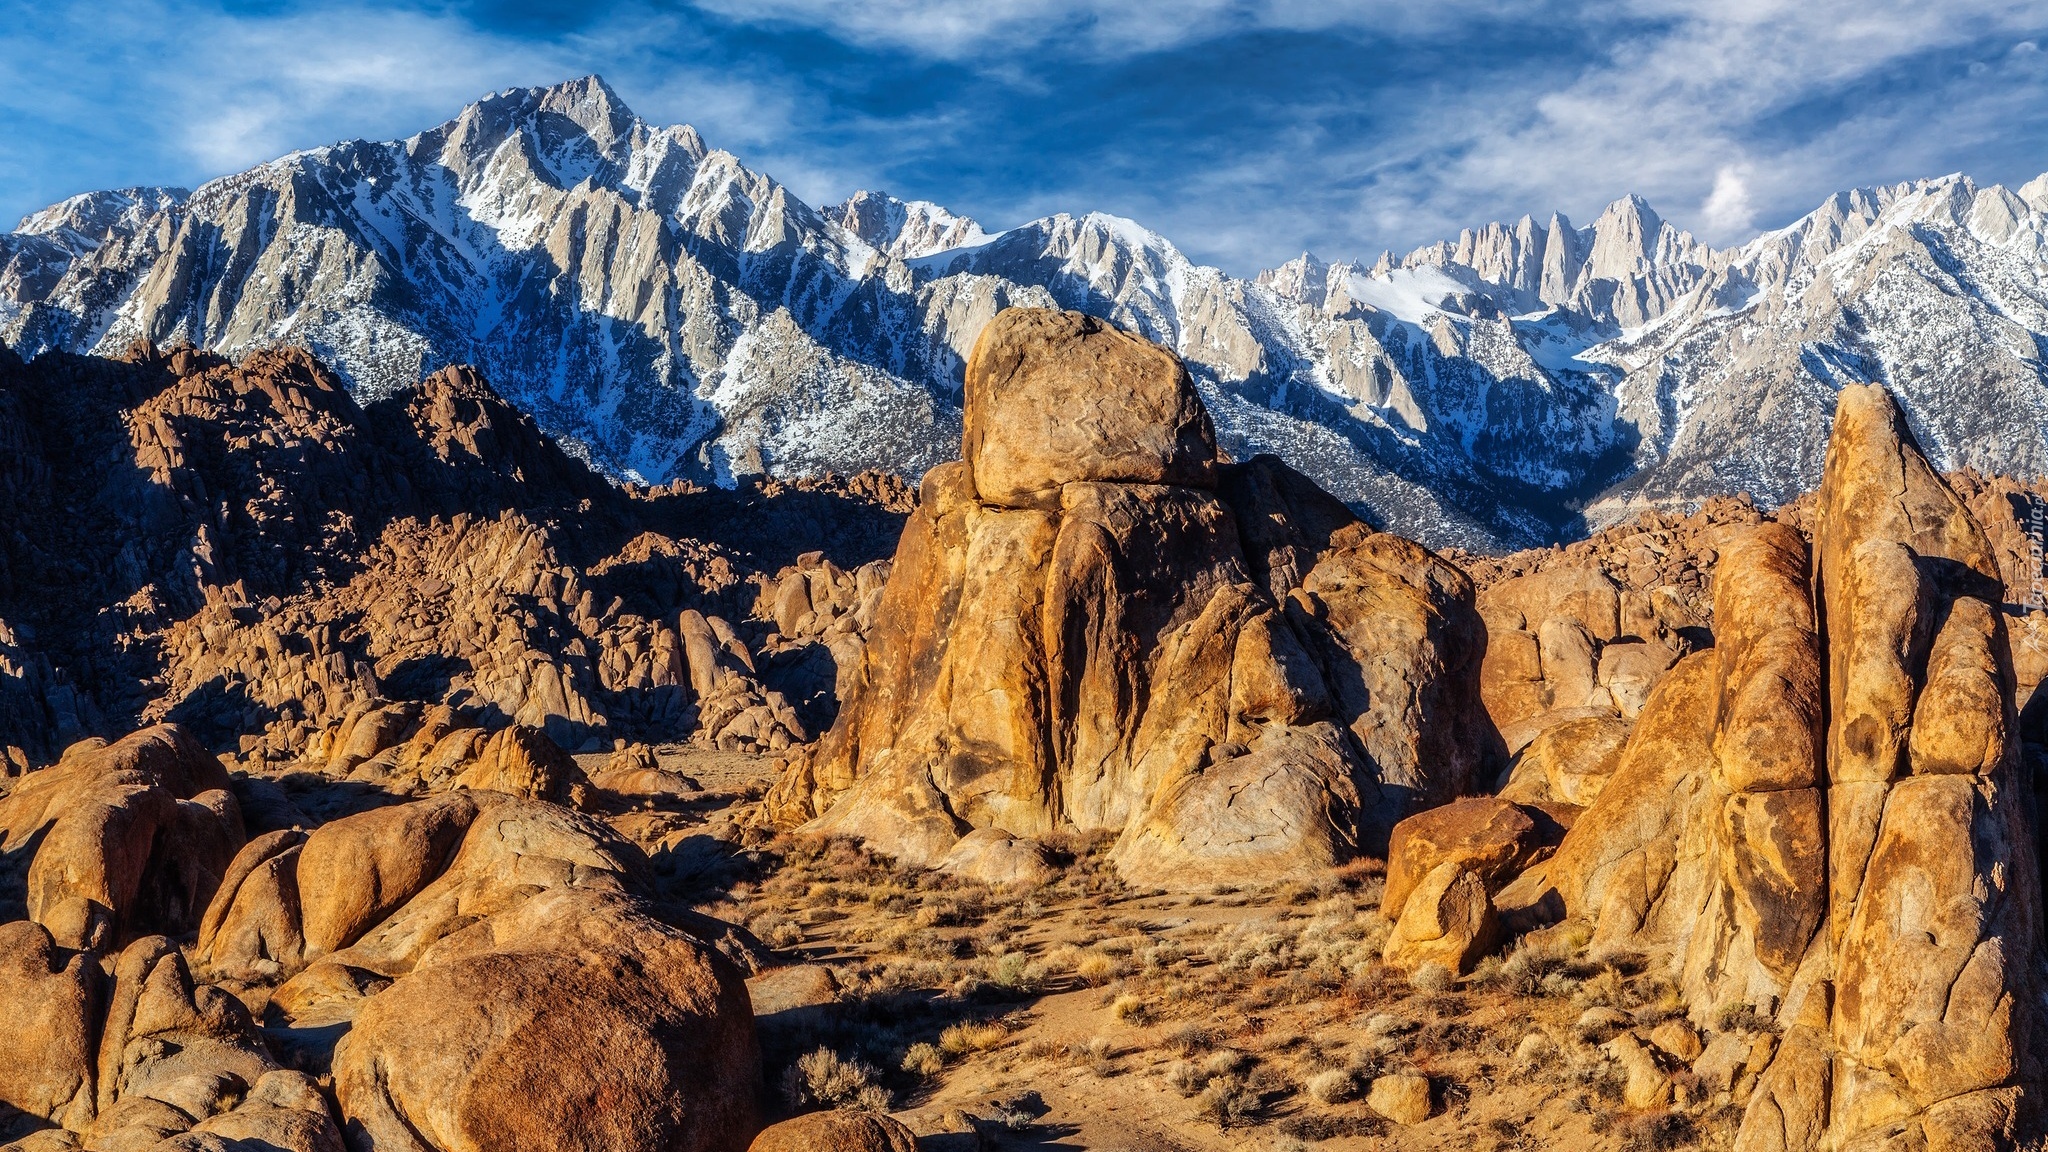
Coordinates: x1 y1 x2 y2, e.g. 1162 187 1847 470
5 76 2047 550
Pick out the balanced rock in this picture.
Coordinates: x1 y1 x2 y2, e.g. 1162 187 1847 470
759 308 1494 887
1381 796 1557 914
1381 860 1498 974
963 308 1217 510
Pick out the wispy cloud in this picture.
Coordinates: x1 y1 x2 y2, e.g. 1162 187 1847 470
4 0 2048 274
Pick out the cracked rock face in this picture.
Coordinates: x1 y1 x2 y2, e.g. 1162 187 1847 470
1511 383 2040 1151
757 307 1497 887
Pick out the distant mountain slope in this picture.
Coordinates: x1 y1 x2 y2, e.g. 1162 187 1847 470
5 75 2047 550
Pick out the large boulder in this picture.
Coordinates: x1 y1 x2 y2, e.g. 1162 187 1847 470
1381 797 1558 915
94 936 277 1118
1794 385 2037 1148
450 726 585 806
295 792 482 960
271 798 650 1023
1382 859 1498 974
0 725 242 950
0 921 97 1130
757 310 1494 885
332 889 759 1152
1498 713 1631 807
962 308 1217 510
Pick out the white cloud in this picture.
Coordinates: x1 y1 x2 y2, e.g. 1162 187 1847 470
7 0 2048 273
1700 164 1756 235
685 0 1535 60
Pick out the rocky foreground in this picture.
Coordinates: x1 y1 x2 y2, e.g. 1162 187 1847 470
1 308 2046 1151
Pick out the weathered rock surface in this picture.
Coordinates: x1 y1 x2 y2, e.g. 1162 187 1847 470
1508 384 2039 1150
758 309 1495 885
333 889 759 1152
934 828 1058 887
1381 797 1558 915
0 726 240 950
1497 713 1631 806
0 341 906 765
1367 1072 1432 1124
962 309 1218 510
1382 859 1498 974
745 1110 916 1152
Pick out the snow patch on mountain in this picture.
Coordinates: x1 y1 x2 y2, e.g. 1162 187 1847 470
4 75 2046 551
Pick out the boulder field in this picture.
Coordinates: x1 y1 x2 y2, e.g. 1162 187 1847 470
0 725 762 1151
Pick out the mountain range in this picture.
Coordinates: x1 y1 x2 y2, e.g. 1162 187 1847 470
5 74 2048 551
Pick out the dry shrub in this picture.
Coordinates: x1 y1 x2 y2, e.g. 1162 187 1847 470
1167 1060 1206 1096
1071 1036 1118 1076
1195 1075 1263 1129
1075 951 1127 985
1202 1049 1250 1078
782 1047 889 1112
1112 993 1153 1024
900 1042 945 1078
939 1020 1010 1054
1409 961 1455 992
1619 1110 1700 1151
1305 1068 1359 1104
1280 1113 1388 1141
1165 1023 1215 1056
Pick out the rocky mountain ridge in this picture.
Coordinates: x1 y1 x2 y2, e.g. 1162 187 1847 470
7 76 2048 551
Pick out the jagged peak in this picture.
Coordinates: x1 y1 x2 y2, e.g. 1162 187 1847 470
14 186 188 239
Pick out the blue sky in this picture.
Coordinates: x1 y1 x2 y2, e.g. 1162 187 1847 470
5 1 2048 275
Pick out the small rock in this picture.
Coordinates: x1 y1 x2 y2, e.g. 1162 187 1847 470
1649 1018 1702 1061
745 964 840 1016
1603 1033 1672 1110
1514 1031 1556 1069
1367 1073 1432 1125
747 1110 917 1152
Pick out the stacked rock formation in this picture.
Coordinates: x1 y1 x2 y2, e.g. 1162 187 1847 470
1484 385 2039 1150
759 308 1497 886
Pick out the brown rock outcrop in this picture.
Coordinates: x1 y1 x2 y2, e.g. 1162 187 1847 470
1497 713 1631 806
0 920 98 1130
759 308 1494 885
1382 859 1499 974
0 340 903 765
1511 385 2037 1150
0 725 241 950
1381 797 1557 915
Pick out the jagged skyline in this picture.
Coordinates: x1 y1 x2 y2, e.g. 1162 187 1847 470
7 0 2048 275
